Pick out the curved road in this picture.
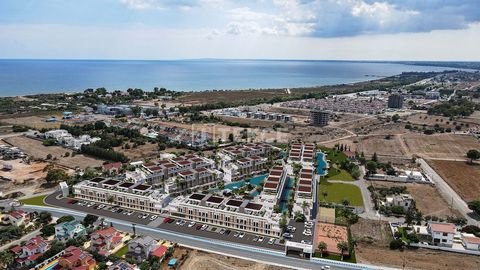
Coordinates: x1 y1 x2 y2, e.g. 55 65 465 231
19 204 396 270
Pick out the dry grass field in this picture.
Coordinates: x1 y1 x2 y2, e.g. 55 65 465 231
402 133 479 159
0 115 64 129
3 136 103 169
428 160 480 202
406 112 480 128
369 181 461 218
180 249 292 270
352 219 480 270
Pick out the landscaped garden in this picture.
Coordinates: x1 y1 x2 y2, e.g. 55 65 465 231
318 178 364 207
19 194 48 206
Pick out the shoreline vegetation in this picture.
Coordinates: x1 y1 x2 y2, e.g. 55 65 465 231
0 71 444 117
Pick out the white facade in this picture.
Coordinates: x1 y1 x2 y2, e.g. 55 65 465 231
427 222 456 247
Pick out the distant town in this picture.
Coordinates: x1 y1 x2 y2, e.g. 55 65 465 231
1 70 480 270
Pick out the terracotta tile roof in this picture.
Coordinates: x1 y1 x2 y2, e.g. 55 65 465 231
151 245 168 258
430 223 456 234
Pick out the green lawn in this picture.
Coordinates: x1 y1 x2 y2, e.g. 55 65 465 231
20 195 48 206
319 147 348 164
114 245 128 257
318 180 364 206
326 168 355 181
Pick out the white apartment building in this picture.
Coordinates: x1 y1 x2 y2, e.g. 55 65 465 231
262 165 288 200
168 193 282 237
73 178 171 214
219 154 268 182
164 167 224 195
221 143 272 159
427 222 456 247
44 129 100 150
288 143 315 164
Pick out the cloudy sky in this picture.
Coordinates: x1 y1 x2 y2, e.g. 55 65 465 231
1 0 480 60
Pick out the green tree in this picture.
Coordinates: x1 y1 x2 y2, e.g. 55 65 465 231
37 211 52 225
371 152 378 162
83 214 99 227
392 114 400 123
56 215 75 224
318 241 327 257
466 149 480 164
366 161 377 174
45 168 68 183
132 105 142 117
0 251 15 269
468 200 480 216
228 133 234 142
41 224 56 237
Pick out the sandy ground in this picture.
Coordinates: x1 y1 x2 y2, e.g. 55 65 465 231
0 115 64 129
114 141 161 160
427 160 480 202
406 112 480 128
352 219 480 270
3 136 103 169
402 133 479 159
180 250 292 270
369 181 461 218
324 135 407 159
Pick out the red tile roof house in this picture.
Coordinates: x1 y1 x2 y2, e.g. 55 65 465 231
58 246 96 270
103 162 122 174
427 222 456 247
10 236 49 267
151 245 169 262
90 227 123 255
1 210 30 226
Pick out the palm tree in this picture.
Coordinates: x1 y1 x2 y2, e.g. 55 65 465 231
302 201 310 215
107 195 115 205
318 241 327 258
337 241 349 261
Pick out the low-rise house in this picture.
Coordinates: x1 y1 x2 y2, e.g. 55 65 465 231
55 220 87 242
1 210 30 226
10 236 49 267
127 235 157 262
58 246 96 270
103 162 123 174
427 222 456 247
461 233 480 251
151 245 169 261
91 227 123 255
383 194 413 211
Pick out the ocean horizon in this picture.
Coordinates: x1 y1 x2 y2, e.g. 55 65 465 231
0 59 464 97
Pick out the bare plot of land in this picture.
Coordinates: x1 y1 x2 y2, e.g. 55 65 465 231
356 244 480 270
428 160 480 202
180 250 292 270
352 219 480 270
324 135 407 159
0 115 64 129
3 136 103 169
114 142 160 160
370 181 461 218
402 133 479 159
406 112 480 128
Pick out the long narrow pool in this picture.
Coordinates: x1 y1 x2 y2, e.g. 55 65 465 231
316 152 328 176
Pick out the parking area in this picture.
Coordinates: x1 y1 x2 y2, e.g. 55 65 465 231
285 220 315 245
158 218 284 252
44 192 159 226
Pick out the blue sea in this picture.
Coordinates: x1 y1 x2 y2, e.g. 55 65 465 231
0 59 460 96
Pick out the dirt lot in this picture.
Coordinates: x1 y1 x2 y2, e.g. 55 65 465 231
180 249 292 270
428 160 480 202
3 136 103 169
402 133 479 159
370 181 461 218
352 219 480 270
114 141 160 160
406 112 480 128
0 114 64 129
324 134 408 159
0 160 53 196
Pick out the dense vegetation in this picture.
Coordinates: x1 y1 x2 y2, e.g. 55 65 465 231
427 98 479 117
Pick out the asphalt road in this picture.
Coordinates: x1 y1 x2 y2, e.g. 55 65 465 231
20 204 380 270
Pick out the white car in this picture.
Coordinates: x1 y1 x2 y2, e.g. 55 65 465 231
188 221 196 227
303 229 312 236
239 232 245 238
150 215 158 221
268 238 275 245
258 236 264 242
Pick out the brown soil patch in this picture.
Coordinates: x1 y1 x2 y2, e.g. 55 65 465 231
3 136 103 169
402 133 479 159
428 160 480 202
180 250 292 270
369 181 461 218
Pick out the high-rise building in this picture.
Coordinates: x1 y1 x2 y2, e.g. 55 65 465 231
310 110 329 127
388 94 404 109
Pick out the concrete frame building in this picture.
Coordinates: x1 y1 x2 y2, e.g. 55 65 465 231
310 110 329 127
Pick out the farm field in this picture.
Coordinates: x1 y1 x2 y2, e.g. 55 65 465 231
402 133 479 159
3 136 103 169
318 180 364 207
427 160 480 202
369 181 461 218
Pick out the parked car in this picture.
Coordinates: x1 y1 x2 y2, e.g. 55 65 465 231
164 217 172 223
196 224 203 230
188 221 196 228
233 231 240 237
239 232 245 238
301 240 312 245
268 238 275 245
225 230 231 235
219 228 226 234
200 225 208 231
150 215 158 221
253 236 259 242
258 236 264 242
303 230 312 236
282 233 293 239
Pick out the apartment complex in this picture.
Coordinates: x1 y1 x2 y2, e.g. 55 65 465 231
262 166 288 199
310 110 329 127
219 143 271 182
44 129 101 150
140 154 215 186
388 94 404 109
169 193 282 237
73 177 171 214
289 143 316 163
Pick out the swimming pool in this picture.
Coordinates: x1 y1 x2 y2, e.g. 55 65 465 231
209 174 267 193
41 261 58 270
316 152 328 176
